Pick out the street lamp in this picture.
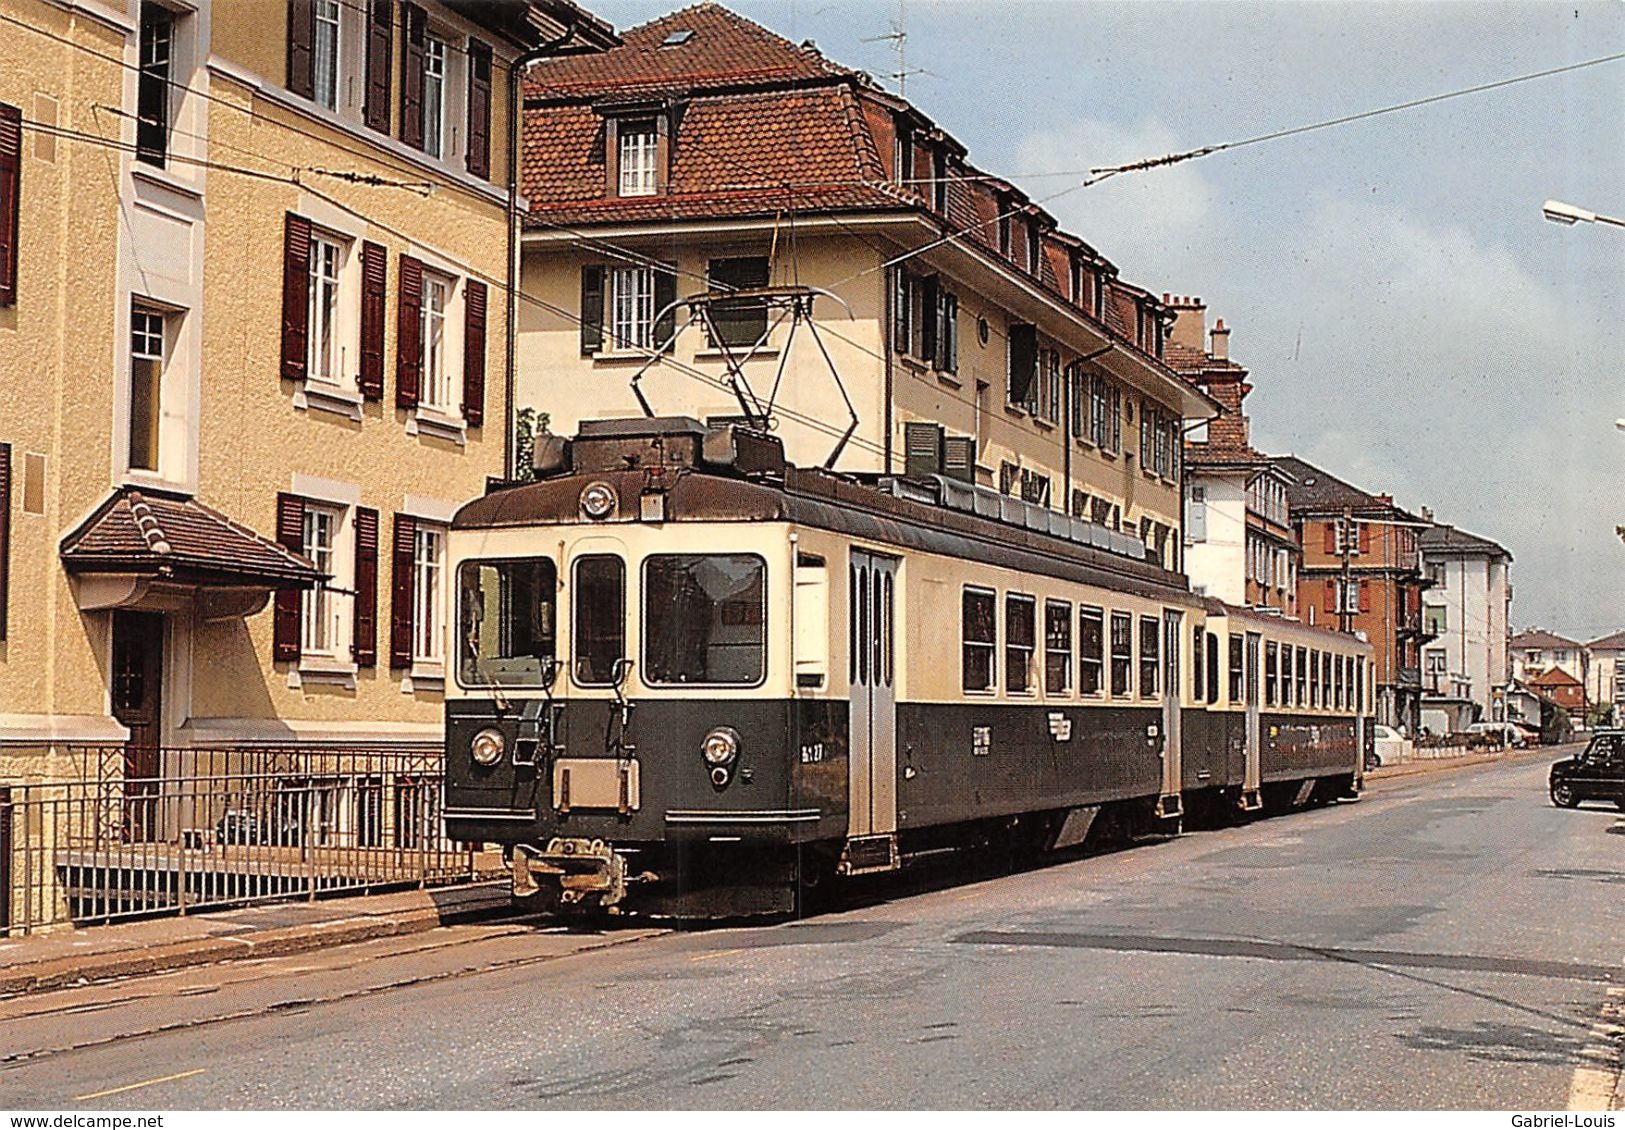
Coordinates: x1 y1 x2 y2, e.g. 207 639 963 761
1542 199 1625 230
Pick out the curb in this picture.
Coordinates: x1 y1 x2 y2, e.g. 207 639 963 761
0 885 515 997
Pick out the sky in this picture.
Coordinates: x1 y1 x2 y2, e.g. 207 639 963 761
581 0 1625 639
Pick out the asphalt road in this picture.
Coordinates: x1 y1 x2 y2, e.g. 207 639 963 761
2 751 1621 1109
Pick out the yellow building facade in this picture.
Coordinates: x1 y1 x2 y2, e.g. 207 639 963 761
0 0 614 783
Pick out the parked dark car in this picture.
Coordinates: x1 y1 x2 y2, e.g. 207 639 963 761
1549 731 1625 810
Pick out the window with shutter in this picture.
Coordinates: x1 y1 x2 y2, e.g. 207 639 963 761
940 291 958 373
390 514 417 668
919 275 938 364
706 257 768 349
287 0 316 100
0 442 10 641
0 103 16 306
353 507 378 666
358 241 386 399
463 280 486 426
891 270 911 356
273 493 306 662
280 213 312 382
1323 522 1337 553
364 0 393 133
466 39 492 178
399 2 426 150
396 254 422 408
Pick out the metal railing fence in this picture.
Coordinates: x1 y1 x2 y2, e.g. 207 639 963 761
2 745 499 935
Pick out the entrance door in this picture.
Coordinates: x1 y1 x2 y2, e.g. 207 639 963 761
1160 609 1183 812
848 551 897 837
1243 631 1262 798
111 611 164 841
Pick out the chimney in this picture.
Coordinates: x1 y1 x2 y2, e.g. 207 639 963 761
1376 493 1393 505
1164 294 1206 354
1210 318 1230 361
1419 505 1434 522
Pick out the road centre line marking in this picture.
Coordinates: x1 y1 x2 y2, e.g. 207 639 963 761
688 948 741 964
75 1069 206 1102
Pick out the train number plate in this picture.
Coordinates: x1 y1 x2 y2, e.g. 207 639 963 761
552 758 641 812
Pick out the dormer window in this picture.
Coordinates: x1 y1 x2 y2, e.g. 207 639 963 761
997 206 1011 259
895 120 913 185
932 149 947 213
617 118 659 197
1026 221 1040 276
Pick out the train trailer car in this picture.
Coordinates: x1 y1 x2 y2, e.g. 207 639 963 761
443 418 1372 917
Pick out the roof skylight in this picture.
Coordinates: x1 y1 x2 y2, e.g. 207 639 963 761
661 29 694 47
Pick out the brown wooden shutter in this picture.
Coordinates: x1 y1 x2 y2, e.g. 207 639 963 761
390 513 417 669
399 2 426 150
0 442 10 641
358 241 386 399
396 253 422 408
287 0 316 100
0 103 19 307
1007 323 1036 405
280 213 311 382
1359 579 1372 613
654 268 677 352
273 492 306 662
465 39 492 179
1323 578 1337 613
580 265 604 354
352 507 379 666
462 279 486 427
1358 520 1371 555
363 0 393 134
1323 522 1337 553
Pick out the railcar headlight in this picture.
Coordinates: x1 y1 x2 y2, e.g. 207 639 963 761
580 481 617 520
701 726 740 766
470 727 506 766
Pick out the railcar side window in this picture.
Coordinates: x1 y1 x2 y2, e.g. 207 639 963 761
1206 632 1221 704
1322 652 1333 710
1006 594 1036 694
1138 615 1158 698
1265 641 1278 708
642 554 766 685
1044 600 1072 695
1228 633 1243 703
1078 606 1103 695
457 558 557 687
1310 649 1321 707
1191 626 1205 703
962 587 996 692
1110 612 1133 697
572 555 625 685
1281 644 1294 708
1296 645 1308 704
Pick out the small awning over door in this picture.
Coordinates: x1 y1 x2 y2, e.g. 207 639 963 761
60 487 323 617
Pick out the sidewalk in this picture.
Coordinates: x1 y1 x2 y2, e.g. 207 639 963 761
0 881 514 996
1365 742 1559 786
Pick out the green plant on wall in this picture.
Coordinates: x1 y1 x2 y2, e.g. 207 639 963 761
513 407 551 482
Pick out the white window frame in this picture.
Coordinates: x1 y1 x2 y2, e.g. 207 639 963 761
301 504 343 658
610 265 655 350
618 121 659 197
307 232 346 385
128 306 166 473
313 0 341 111
420 271 454 411
422 33 447 160
412 523 446 667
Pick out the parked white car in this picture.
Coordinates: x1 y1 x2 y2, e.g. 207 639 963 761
1371 724 1411 768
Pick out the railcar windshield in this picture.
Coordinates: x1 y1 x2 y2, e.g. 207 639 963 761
457 558 557 687
643 554 766 685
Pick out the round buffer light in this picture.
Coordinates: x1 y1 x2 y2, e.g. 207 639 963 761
580 481 617 520
470 727 506 766
701 726 740 766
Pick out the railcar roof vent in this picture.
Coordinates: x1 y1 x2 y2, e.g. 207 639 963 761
570 416 785 479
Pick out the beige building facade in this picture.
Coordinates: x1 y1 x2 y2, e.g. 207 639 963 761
0 0 614 782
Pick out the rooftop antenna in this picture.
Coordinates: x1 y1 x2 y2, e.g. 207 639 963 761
862 0 926 97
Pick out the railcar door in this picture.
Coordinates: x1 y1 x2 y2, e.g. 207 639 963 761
1244 631 1263 804
1160 609 1184 818
848 550 898 837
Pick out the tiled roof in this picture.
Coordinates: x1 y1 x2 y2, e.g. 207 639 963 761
524 2 846 100
1529 666 1582 689
60 488 321 586
1510 628 1582 650
1418 522 1512 560
1271 454 1423 522
1587 629 1625 651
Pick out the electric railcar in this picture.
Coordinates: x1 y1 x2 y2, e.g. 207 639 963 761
444 417 1373 917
